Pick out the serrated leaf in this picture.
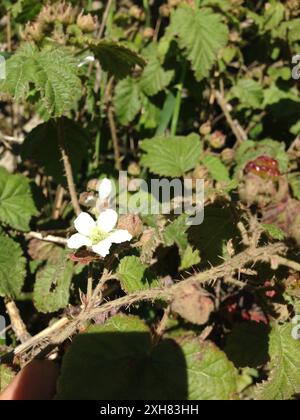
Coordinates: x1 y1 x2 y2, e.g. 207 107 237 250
34 258 74 313
0 365 15 392
255 323 300 400
57 315 238 400
225 322 270 368
202 155 231 183
117 256 158 293
21 119 88 185
288 173 300 200
140 57 174 96
113 77 142 125
0 43 82 117
0 234 26 298
180 245 201 271
171 6 229 80
0 167 38 231
164 214 189 252
88 40 146 79
230 79 264 109
262 224 285 240
141 133 202 177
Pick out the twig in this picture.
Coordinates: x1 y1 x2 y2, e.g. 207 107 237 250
52 185 65 220
97 0 114 38
5 300 31 344
26 232 67 245
57 119 81 216
107 106 122 170
214 90 247 145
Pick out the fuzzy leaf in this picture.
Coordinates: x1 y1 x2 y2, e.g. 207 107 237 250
180 245 201 270
0 167 37 231
255 323 300 400
21 119 88 185
34 258 74 313
57 315 238 400
113 77 142 125
0 43 82 117
0 365 15 392
140 57 174 96
230 79 264 109
88 40 146 79
171 6 229 80
202 155 231 183
117 256 158 292
0 234 26 298
141 133 201 177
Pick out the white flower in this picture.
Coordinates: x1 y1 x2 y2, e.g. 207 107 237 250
67 209 132 258
98 178 113 201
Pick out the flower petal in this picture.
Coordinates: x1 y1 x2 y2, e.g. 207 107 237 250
74 212 96 236
109 229 133 244
97 209 118 232
98 178 113 201
92 238 113 258
67 233 92 249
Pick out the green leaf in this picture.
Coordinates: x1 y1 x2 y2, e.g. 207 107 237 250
0 43 82 117
57 315 238 400
88 40 146 79
0 234 26 298
225 322 270 368
113 77 142 125
180 245 201 271
202 155 231 183
262 224 285 241
182 340 238 400
255 323 300 400
0 167 38 231
140 57 174 96
0 365 15 392
141 133 202 177
230 79 264 109
171 6 229 80
21 119 88 185
34 258 74 313
288 173 300 200
117 256 158 293
164 214 189 252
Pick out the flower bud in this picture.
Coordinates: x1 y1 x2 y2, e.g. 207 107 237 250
159 5 170 17
77 12 97 33
221 148 235 164
199 122 211 136
23 22 44 42
118 214 143 238
209 130 226 149
143 27 155 39
128 162 141 177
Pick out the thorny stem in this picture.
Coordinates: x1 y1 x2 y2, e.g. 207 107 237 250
8 242 295 362
57 119 81 216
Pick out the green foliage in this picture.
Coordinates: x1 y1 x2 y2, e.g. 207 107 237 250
141 133 201 177
0 234 26 298
230 79 264 109
255 323 300 400
88 40 146 79
0 365 15 392
34 257 74 313
57 315 238 400
0 43 82 117
202 155 231 183
0 167 37 231
117 256 158 292
171 6 229 80
140 56 174 97
114 77 141 125
21 119 88 185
